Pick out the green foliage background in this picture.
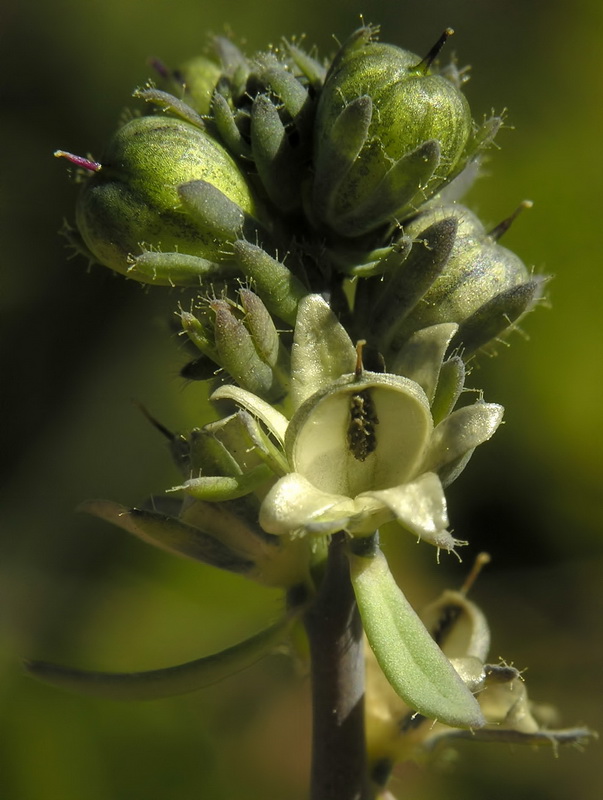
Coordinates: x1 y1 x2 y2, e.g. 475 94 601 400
1 0 601 798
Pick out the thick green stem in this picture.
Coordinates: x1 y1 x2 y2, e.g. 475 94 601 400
303 531 370 800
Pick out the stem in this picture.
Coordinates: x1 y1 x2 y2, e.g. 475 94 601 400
303 531 370 800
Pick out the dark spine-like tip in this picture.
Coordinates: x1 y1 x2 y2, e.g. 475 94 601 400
148 56 171 80
418 27 455 73
489 200 533 241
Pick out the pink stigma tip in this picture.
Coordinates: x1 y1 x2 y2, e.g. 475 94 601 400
54 150 102 172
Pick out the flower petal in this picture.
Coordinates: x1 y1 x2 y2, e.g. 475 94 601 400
211 384 289 444
389 323 458 402
290 294 357 409
259 472 354 536
288 373 432 497
362 473 455 550
421 402 504 475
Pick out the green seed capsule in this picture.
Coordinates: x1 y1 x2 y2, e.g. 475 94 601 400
75 115 259 282
313 28 473 238
394 204 544 354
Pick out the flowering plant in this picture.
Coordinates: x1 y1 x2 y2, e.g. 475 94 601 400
29 23 593 800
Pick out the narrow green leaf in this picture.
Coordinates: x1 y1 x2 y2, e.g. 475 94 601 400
349 547 485 729
79 499 254 573
25 619 290 701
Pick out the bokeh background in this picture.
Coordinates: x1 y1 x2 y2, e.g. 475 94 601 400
1 0 601 798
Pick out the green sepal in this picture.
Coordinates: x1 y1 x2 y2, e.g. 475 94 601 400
232 240 307 326
286 42 327 90
238 290 291 393
127 251 238 287
239 288 280 367
450 278 544 355
250 94 302 212
214 36 249 87
211 91 252 159
187 413 266 477
256 62 313 140
177 179 266 244
349 546 485 729
132 87 206 130
430 356 465 424
78 499 254 573
179 309 220 363
373 217 458 349
165 55 222 115
24 618 290 701
328 238 407 279
312 95 373 225
176 463 274 501
211 300 280 401
465 114 503 158
333 139 441 237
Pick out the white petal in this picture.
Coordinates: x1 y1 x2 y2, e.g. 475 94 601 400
259 472 355 536
290 295 357 409
288 373 432 497
361 473 456 549
389 323 458 402
211 384 289 445
421 402 504 475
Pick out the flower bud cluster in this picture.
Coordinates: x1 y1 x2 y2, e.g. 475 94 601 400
61 23 542 357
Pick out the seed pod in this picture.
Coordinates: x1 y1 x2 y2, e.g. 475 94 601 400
75 115 262 284
392 203 544 354
313 27 473 238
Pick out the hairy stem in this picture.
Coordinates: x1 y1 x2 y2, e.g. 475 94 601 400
303 531 370 800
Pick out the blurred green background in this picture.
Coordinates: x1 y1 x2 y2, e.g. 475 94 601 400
1 0 601 798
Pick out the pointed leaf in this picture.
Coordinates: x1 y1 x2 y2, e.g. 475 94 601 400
349 547 485 728
78 500 254 573
25 619 290 701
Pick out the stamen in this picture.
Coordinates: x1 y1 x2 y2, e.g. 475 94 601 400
354 338 367 379
460 551 491 595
